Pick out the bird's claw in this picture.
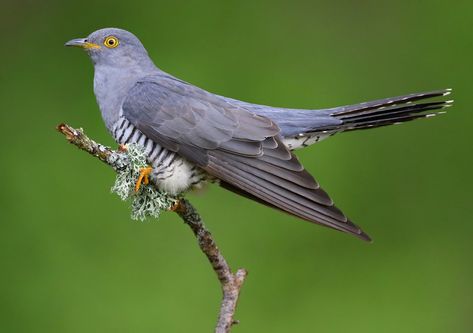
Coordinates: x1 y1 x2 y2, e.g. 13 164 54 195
118 144 128 152
135 166 153 192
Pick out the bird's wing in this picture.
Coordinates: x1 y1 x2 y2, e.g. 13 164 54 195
122 75 370 240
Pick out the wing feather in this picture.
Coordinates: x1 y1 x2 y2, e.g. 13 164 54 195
122 74 370 240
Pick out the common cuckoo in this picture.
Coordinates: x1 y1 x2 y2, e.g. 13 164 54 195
65 28 452 241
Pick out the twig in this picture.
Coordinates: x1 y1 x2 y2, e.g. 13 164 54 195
174 199 248 332
57 123 247 333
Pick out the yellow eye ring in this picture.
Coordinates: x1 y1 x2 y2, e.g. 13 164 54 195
104 36 119 48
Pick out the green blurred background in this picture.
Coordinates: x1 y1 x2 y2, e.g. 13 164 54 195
1 0 472 332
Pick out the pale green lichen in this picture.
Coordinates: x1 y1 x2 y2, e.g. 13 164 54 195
111 144 176 221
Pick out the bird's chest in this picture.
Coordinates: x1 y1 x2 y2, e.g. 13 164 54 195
93 67 136 132
111 117 208 195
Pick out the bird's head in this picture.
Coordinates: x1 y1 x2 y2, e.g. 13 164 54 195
65 28 154 69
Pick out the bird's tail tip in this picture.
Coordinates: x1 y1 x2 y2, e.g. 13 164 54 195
359 231 373 242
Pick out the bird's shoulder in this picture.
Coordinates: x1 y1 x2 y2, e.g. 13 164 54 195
122 72 279 140
127 72 239 110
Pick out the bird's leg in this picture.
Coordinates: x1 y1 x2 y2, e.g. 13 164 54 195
135 166 153 192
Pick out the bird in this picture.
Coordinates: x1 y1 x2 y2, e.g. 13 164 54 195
65 28 452 241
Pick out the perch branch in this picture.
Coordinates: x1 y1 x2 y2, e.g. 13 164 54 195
56 123 247 333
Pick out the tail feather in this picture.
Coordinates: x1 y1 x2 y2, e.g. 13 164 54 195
280 89 452 150
330 89 452 131
338 100 447 122
332 89 450 116
339 101 451 131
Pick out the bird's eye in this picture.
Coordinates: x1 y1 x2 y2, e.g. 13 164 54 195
104 36 119 48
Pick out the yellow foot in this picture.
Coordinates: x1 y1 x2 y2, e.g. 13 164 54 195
134 166 153 192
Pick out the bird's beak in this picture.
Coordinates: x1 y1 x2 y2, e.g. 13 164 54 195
64 38 101 50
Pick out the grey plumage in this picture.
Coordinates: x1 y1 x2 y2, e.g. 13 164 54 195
66 28 452 241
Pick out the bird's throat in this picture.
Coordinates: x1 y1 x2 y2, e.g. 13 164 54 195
93 65 145 132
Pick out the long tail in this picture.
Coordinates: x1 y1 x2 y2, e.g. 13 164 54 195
329 89 452 131
281 89 453 150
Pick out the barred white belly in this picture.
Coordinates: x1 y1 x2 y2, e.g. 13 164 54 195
111 116 208 195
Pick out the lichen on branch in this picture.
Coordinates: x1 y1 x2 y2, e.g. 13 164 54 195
57 123 247 333
110 143 176 220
